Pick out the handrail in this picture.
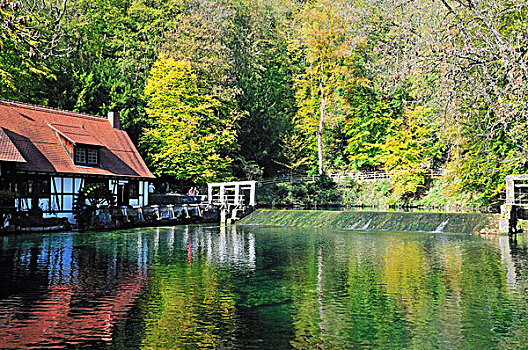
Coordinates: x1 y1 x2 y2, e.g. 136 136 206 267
260 169 445 185
209 194 245 204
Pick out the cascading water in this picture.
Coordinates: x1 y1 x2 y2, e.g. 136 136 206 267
434 218 450 233
240 209 497 234
360 218 372 230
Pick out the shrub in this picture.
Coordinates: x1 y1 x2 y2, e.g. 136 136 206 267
257 174 341 207
413 178 483 210
338 178 394 207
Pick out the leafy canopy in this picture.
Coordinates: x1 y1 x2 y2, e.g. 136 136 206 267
141 56 237 184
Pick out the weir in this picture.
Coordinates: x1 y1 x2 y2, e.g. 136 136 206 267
240 209 497 234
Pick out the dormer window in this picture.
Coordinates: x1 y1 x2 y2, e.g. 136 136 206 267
87 148 98 165
74 146 99 166
75 147 86 164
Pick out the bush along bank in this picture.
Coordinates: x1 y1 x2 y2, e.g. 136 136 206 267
257 174 492 212
258 174 341 208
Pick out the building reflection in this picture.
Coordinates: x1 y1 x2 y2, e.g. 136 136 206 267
182 225 256 271
0 225 258 349
0 232 148 349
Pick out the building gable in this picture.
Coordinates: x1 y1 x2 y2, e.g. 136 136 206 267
0 100 154 179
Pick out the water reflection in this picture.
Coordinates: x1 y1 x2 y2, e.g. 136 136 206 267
0 226 259 349
0 232 148 349
140 225 259 349
174 225 256 270
0 227 528 348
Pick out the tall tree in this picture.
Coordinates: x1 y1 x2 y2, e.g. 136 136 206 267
0 0 66 100
292 0 362 174
362 0 528 201
141 56 237 183
27 0 178 143
378 106 442 199
226 0 297 177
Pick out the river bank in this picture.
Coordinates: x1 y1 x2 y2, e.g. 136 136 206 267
257 175 495 213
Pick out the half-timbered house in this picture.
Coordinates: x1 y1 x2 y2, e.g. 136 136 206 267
0 99 155 222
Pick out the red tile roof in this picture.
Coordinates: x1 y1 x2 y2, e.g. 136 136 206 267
49 123 104 146
0 100 154 178
0 127 26 163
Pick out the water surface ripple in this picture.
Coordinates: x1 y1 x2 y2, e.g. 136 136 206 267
0 226 527 349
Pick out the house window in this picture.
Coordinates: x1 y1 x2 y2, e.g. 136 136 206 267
129 181 139 198
75 147 86 164
16 178 50 197
87 148 98 165
38 179 50 196
74 147 99 166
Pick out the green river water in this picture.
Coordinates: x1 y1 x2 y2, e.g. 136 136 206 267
0 218 527 349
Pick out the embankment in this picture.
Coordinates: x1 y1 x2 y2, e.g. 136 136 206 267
239 209 498 234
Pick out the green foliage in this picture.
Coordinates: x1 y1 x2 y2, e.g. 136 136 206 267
0 1 54 100
141 56 237 184
259 174 341 207
450 127 526 204
344 89 402 170
228 0 297 177
378 106 444 199
28 0 177 142
339 178 394 207
275 132 312 175
236 159 263 181
292 0 365 174
3 0 527 204
339 177 362 206
414 177 483 210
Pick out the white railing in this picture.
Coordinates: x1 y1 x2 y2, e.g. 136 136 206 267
209 194 245 206
260 169 444 185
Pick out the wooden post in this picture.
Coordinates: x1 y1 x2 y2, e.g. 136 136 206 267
220 185 225 205
506 175 515 204
249 182 256 206
234 184 240 206
208 185 213 204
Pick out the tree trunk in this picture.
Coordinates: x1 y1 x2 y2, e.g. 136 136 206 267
318 83 326 175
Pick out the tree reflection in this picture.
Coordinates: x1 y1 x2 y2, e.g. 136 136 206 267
0 227 527 349
140 225 259 349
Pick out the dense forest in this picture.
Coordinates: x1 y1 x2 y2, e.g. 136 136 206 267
1 0 527 206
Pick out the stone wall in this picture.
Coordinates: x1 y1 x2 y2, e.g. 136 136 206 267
87 204 219 230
